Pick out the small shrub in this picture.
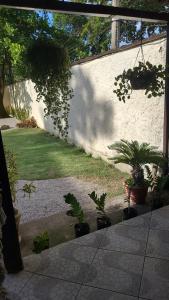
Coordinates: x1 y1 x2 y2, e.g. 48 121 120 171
5 147 18 202
88 191 107 216
0 125 10 130
22 182 36 199
64 193 84 223
33 231 49 254
16 117 38 128
7 105 30 121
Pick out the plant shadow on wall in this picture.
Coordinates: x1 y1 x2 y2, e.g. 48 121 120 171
6 81 33 121
70 68 114 146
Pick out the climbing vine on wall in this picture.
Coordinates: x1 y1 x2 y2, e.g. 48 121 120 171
26 38 72 138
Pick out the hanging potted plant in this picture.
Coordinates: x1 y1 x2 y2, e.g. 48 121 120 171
25 38 72 138
108 139 164 204
113 61 166 102
88 191 111 230
64 193 90 238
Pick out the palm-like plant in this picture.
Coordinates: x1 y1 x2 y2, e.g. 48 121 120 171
108 139 164 186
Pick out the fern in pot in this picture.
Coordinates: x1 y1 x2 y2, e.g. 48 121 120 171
145 165 169 210
64 193 90 238
108 139 164 204
88 191 111 230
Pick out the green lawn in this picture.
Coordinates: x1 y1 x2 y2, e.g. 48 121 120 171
2 128 127 196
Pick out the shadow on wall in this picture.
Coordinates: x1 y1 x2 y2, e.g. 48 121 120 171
8 81 33 114
69 67 114 151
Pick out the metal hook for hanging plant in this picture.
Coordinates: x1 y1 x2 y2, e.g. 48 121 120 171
140 20 145 64
134 20 145 67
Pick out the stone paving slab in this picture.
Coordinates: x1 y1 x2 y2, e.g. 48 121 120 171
84 249 144 296
4 207 169 300
99 224 149 255
140 257 169 300
76 286 138 300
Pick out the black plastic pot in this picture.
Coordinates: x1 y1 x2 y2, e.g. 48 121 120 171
74 223 90 238
123 207 138 220
151 193 163 211
151 200 163 210
129 71 155 90
66 209 73 217
97 216 111 230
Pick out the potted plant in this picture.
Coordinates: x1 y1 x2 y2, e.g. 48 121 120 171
145 165 169 210
64 193 90 238
123 193 138 220
88 191 111 230
124 176 149 204
108 139 164 204
26 38 72 138
113 61 166 102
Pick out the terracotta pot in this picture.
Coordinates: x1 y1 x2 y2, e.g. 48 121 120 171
129 71 155 90
124 184 148 204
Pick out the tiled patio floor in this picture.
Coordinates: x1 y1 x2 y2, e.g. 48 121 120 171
4 205 169 300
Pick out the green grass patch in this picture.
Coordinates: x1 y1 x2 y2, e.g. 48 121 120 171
2 128 127 196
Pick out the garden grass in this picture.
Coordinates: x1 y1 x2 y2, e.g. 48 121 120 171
2 128 127 197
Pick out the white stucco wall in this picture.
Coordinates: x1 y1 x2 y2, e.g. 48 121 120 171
6 37 166 171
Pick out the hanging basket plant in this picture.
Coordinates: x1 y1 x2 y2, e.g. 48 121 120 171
25 38 72 138
113 61 166 103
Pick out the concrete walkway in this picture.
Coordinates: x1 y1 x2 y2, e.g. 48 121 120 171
4 205 169 300
0 117 17 128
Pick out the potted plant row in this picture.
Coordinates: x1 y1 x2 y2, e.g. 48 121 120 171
64 191 111 238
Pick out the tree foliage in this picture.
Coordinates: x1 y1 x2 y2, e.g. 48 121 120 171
53 0 169 61
0 8 72 134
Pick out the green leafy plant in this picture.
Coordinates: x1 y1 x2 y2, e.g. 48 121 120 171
124 177 134 188
25 38 72 138
64 193 84 223
108 139 164 187
5 147 36 202
113 61 166 102
125 176 149 188
5 147 18 202
88 191 107 216
33 231 49 254
7 105 30 121
22 182 36 199
145 165 169 193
